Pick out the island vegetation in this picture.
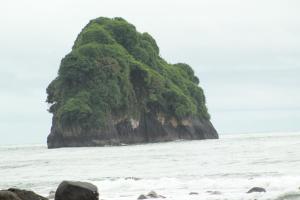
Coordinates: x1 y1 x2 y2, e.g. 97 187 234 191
46 17 217 148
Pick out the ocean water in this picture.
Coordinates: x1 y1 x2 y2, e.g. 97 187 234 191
1 132 300 200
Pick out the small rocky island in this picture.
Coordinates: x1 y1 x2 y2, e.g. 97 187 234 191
46 17 218 148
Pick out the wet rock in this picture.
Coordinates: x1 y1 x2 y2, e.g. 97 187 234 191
0 191 22 200
137 191 165 199
0 189 47 200
147 191 159 198
55 181 98 200
206 190 222 195
148 191 166 198
137 194 147 199
189 192 199 195
8 188 48 200
247 187 266 193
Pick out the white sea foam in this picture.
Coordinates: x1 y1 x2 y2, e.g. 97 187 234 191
0 132 300 200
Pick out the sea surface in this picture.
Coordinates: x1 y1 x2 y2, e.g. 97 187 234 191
1 132 300 200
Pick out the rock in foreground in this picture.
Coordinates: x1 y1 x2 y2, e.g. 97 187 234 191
46 17 218 148
55 181 98 200
0 191 21 200
0 189 48 200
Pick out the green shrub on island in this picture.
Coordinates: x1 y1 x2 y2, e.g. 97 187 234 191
46 17 210 129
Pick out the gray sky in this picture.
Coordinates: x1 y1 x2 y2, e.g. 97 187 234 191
1 0 300 145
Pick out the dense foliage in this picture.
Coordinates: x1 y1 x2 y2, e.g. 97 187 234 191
47 17 210 129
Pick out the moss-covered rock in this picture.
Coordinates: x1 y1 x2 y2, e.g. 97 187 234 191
46 17 218 148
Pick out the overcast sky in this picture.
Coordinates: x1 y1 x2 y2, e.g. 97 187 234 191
0 0 299 145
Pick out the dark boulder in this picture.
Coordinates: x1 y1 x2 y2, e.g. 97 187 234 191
137 194 147 199
247 187 266 193
0 189 47 200
147 191 159 198
0 191 22 200
55 181 98 200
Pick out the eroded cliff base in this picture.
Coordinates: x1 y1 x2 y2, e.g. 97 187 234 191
48 113 218 148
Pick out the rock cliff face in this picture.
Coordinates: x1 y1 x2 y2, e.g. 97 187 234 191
46 17 218 148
